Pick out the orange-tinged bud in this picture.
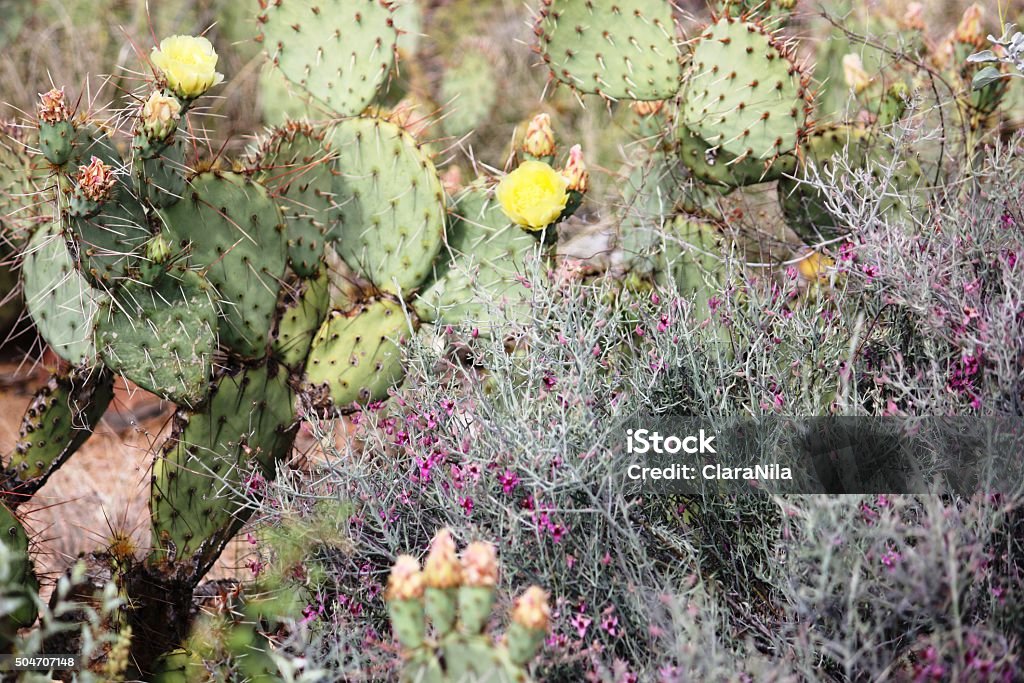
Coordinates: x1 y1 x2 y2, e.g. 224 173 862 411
386 555 425 601
76 157 116 202
460 542 498 588
423 528 462 589
523 113 555 158
901 3 925 31
511 586 550 632
562 144 589 193
954 4 985 47
630 100 665 117
38 88 71 124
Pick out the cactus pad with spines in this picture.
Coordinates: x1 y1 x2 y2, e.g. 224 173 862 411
415 185 536 327
67 179 151 288
249 124 337 278
258 0 398 117
304 298 410 408
4 365 113 496
150 364 296 573
135 136 188 210
22 221 105 365
271 270 330 370
682 16 812 161
160 172 288 359
0 503 39 644
674 123 795 188
330 117 445 295
440 51 498 138
537 0 682 101
95 269 218 407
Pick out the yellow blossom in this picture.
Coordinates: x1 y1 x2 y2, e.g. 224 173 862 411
796 250 834 284
496 160 569 231
151 35 224 100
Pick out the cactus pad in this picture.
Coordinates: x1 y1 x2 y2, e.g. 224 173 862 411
150 363 296 573
416 185 538 327
440 51 498 138
67 181 151 288
22 220 105 365
271 270 330 370
330 117 445 295
258 0 398 117
0 504 38 642
4 365 113 495
249 124 337 278
95 269 218 407
682 17 812 161
304 298 410 408
537 0 682 100
160 172 288 359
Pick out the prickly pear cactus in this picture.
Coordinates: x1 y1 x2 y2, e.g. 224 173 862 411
304 298 411 409
150 363 296 574
248 123 338 279
0 503 38 648
2 365 114 500
386 530 550 683
258 0 399 117
681 16 813 161
21 220 105 365
537 0 682 100
415 185 537 327
440 50 499 138
271 270 330 370
330 117 445 295
95 269 218 407
160 172 288 359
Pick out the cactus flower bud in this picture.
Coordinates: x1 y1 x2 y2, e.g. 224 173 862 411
562 144 589 193
510 586 550 632
76 157 116 202
842 54 872 94
141 91 181 141
630 100 665 117
523 113 555 159
460 542 498 588
150 35 224 100
954 4 985 47
386 555 425 602
423 528 462 589
37 88 71 124
901 3 925 31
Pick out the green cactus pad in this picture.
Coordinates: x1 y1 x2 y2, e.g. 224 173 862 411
330 117 445 295
39 120 75 166
22 220 105 365
537 0 682 100
271 270 330 370
150 363 296 573
249 124 337 278
66 181 151 288
304 298 410 408
414 186 537 327
95 269 217 407
135 135 188 209
159 172 288 359
675 123 795 188
4 365 113 494
682 17 812 161
0 503 39 642
440 51 498 138
258 0 398 117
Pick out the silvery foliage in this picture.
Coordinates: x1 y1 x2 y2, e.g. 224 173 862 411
968 24 1024 89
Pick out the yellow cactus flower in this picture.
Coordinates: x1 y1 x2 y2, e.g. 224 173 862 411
496 160 569 231
151 35 224 100
796 250 834 285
